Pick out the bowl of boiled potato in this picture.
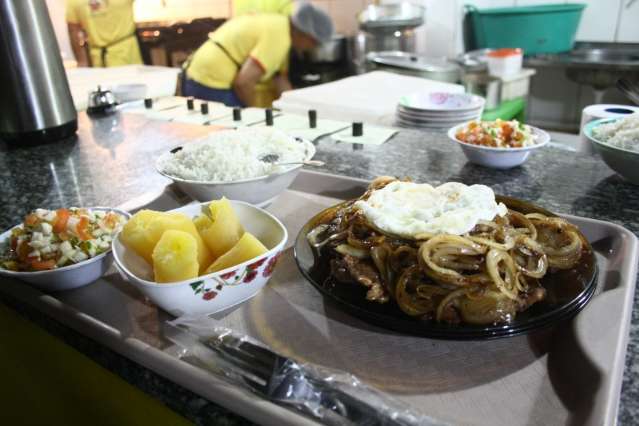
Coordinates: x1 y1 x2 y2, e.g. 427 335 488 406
112 198 287 316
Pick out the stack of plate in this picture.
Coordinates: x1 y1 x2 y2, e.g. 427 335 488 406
396 92 485 129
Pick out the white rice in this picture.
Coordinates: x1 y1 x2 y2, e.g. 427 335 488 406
592 115 639 152
158 128 309 182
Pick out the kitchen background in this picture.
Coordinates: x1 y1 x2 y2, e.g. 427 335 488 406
45 0 639 131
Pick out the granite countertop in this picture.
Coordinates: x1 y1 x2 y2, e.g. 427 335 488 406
1 112 637 424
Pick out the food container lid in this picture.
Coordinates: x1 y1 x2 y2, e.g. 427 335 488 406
366 51 460 73
487 48 523 58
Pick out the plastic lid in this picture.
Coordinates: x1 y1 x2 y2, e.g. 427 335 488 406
488 48 523 57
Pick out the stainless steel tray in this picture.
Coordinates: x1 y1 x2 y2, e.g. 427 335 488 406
0 170 637 426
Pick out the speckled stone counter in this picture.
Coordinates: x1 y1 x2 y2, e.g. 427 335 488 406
1 112 637 425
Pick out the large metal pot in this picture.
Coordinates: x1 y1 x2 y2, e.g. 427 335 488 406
357 2 424 54
305 35 346 63
358 2 424 33
366 51 461 83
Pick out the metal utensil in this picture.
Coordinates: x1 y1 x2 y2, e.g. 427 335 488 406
87 86 118 116
616 78 639 106
259 153 325 167
197 332 434 426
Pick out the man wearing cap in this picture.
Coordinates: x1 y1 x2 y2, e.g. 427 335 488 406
183 3 333 108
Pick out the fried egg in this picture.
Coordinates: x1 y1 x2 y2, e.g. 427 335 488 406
354 181 507 238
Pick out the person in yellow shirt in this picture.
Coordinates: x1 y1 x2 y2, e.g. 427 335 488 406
183 3 333 108
233 0 294 16
66 0 143 67
232 0 295 107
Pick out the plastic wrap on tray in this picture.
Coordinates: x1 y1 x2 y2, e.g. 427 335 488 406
166 315 446 426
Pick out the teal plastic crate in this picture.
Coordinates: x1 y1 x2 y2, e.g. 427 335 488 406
465 3 586 55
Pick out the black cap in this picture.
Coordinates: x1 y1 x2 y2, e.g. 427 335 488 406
187 97 194 110
308 110 317 128
201 102 209 115
265 109 274 126
233 107 242 121
352 122 363 137
144 98 153 109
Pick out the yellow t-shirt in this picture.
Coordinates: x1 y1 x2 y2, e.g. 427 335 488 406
187 14 291 93
232 0 294 16
65 0 142 67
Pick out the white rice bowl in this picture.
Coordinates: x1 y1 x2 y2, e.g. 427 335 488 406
158 128 311 182
592 115 639 152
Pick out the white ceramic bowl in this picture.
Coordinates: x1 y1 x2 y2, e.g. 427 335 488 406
584 118 639 185
0 207 131 292
399 92 485 113
156 139 316 207
448 122 550 169
112 200 288 316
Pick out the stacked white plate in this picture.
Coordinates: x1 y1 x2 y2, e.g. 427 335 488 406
396 92 485 129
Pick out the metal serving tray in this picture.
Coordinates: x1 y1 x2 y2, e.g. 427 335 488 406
0 170 637 426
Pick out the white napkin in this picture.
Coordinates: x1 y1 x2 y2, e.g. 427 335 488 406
253 113 349 140
208 107 277 128
332 124 398 146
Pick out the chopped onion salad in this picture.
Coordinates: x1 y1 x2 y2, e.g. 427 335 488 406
1 208 127 272
456 119 537 148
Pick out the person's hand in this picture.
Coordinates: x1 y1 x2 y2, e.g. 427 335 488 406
274 74 293 95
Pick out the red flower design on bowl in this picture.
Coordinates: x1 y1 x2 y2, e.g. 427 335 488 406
202 290 217 300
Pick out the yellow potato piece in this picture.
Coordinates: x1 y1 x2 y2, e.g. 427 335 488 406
195 198 244 261
120 210 163 264
120 210 213 273
152 230 199 283
205 232 268 274
146 212 212 273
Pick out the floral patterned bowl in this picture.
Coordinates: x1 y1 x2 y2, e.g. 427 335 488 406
111 200 287 316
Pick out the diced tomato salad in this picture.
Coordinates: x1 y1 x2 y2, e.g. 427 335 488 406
455 119 537 149
1 208 126 272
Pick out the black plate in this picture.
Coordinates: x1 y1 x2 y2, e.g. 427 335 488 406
293 196 598 340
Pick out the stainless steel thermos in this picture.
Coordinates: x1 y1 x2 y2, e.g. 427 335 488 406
0 0 77 143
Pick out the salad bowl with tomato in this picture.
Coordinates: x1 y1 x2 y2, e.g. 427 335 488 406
0 207 130 292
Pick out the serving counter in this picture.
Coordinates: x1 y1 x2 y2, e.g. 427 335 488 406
1 112 638 425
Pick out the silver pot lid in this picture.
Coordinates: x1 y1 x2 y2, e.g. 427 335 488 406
366 51 460 73
358 3 424 31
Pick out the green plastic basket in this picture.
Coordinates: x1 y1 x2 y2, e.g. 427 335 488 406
465 3 586 55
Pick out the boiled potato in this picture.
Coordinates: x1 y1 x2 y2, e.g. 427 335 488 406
120 209 163 264
195 198 244 261
204 232 268 274
120 210 212 273
152 230 199 283
146 212 212 272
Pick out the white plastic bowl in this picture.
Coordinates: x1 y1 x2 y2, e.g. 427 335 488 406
112 200 288 316
448 122 549 169
156 138 316 207
487 49 523 78
0 207 131 292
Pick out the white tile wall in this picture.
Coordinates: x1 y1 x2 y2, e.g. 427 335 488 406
133 0 230 22
617 0 639 42
566 0 622 42
46 0 74 60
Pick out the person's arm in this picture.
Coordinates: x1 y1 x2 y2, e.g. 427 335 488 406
67 23 90 67
273 72 292 96
232 57 265 107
